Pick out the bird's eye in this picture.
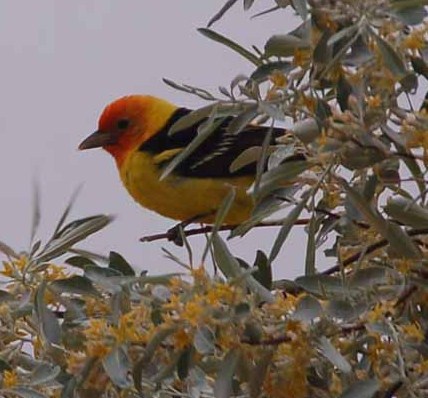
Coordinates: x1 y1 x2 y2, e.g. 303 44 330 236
117 119 130 130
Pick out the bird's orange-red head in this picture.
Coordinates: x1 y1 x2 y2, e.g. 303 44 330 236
79 95 177 166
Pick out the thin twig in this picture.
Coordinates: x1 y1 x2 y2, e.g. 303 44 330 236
322 228 428 275
140 219 311 243
241 335 291 346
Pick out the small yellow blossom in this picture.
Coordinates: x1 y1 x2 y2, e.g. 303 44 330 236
293 49 310 67
44 264 68 281
85 297 110 317
84 319 109 341
269 70 287 88
0 261 15 277
330 372 342 396
2 370 18 388
15 256 28 272
285 319 303 334
266 293 297 317
367 334 395 374
206 283 237 305
162 293 182 311
173 328 192 349
402 28 427 52
366 95 382 108
394 259 413 274
367 302 395 323
86 341 111 358
414 359 428 374
191 266 209 286
399 322 424 342
182 298 205 326
169 276 184 292
66 351 86 375
301 94 316 113
112 312 142 343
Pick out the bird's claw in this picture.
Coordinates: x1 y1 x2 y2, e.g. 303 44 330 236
166 224 185 246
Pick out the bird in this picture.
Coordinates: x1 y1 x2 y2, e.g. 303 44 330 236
79 95 299 225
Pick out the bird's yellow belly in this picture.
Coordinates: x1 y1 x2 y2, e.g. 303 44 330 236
119 151 254 224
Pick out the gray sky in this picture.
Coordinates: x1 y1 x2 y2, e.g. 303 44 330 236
0 1 329 279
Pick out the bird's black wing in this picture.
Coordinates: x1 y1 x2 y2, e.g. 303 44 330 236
139 107 286 178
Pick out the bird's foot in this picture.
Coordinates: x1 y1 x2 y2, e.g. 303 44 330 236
166 211 216 246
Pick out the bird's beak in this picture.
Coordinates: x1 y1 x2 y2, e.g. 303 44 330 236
78 130 118 150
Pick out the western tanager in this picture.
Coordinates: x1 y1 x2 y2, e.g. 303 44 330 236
79 95 295 224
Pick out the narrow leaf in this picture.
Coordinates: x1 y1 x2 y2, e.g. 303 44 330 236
214 349 240 398
0 240 19 259
212 233 274 303
305 214 317 275
202 187 236 261
342 180 420 258
265 34 310 57
30 180 41 246
103 346 132 388
384 196 428 228
318 336 352 373
50 275 100 297
339 379 379 398
36 215 113 263
34 282 61 345
373 33 407 78
29 363 61 386
269 194 308 262
208 0 239 27
169 104 217 135
160 116 226 180
291 0 307 20
109 251 135 276
198 28 261 66
226 105 259 134
194 326 215 354
254 160 310 200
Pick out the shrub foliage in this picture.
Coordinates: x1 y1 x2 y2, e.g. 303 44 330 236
1 1 428 397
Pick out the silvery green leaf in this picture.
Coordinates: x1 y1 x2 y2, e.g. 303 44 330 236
103 346 132 388
0 240 19 259
250 61 293 82
226 105 259 134
292 294 322 322
269 194 308 263
168 104 217 135
198 28 261 66
34 282 61 345
318 336 352 373
328 24 359 47
50 275 99 297
230 146 262 173
339 379 379 398
384 196 428 228
194 326 215 354
214 349 240 398
6 387 47 398
35 215 113 263
372 33 407 79
265 34 310 57
207 0 239 27
254 160 310 200
292 118 320 144
291 0 307 20
342 180 420 259
212 233 274 303
29 363 61 386
160 116 226 180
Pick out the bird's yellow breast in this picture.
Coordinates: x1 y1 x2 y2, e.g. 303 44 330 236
119 150 254 224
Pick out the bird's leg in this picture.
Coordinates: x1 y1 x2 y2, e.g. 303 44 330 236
166 211 216 246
